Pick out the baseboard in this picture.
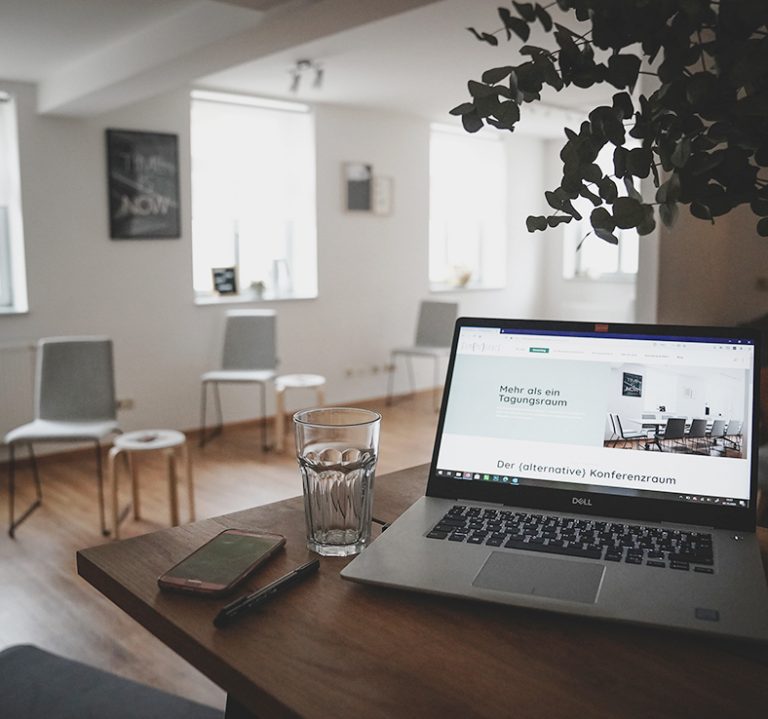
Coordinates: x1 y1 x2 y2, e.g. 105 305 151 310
0 388 439 468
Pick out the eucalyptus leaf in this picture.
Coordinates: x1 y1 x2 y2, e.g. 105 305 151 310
590 207 615 231
461 111 484 133
499 9 531 41
449 102 475 116
594 227 620 245
526 215 549 232
512 1 536 22
659 201 679 227
482 66 514 84
613 197 645 229
626 147 653 178
534 4 553 32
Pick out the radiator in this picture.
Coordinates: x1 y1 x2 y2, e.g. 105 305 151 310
0 340 36 450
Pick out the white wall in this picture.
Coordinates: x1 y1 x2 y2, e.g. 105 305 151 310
0 81 548 446
658 205 768 326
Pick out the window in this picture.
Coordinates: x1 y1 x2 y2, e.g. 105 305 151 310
0 92 28 312
562 146 639 281
191 91 317 301
429 125 507 291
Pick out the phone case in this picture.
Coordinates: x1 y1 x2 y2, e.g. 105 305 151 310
157 529 285 597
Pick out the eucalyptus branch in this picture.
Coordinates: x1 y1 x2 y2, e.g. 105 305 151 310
697 30 707 72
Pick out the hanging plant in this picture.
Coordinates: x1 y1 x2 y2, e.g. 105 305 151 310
451 0 768 244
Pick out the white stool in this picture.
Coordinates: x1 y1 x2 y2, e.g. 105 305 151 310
274 374 326 452
108 429 195 540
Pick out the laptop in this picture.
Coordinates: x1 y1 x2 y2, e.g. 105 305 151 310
342 318 768 641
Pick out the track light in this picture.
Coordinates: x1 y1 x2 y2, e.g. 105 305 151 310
289 59 323 93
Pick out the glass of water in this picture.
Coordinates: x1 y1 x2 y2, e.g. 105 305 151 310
293 407 381 557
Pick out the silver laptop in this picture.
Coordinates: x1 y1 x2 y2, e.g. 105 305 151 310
342 318 768 641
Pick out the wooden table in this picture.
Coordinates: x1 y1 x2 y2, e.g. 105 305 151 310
77 465 768 719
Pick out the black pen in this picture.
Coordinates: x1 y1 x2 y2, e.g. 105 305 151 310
213 559 320 628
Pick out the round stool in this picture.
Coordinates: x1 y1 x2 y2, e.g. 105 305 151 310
108 429 195 540
274 374 326 452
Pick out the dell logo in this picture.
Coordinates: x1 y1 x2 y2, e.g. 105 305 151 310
572 497 592 506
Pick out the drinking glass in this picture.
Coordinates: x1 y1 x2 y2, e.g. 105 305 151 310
293 407 381 557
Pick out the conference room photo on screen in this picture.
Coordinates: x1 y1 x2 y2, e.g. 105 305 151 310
604 363 749 459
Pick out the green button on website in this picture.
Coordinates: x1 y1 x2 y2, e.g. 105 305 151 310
529 347 550 353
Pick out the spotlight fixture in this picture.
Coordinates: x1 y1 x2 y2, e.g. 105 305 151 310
289 59 323 93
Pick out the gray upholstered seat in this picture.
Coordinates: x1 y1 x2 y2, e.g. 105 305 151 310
200 310 277 450
0 645 222 719
2 337 120 537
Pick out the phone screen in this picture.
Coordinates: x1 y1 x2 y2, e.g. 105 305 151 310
164 531 283 586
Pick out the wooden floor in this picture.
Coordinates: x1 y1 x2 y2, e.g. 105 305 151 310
0 392 439 712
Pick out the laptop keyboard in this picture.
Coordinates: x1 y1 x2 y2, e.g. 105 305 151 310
428 505 714 572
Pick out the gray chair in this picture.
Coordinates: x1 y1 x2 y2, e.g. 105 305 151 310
687 418 708 452
200 309 277 451
0 645 222 719
708 419 727 452
658 417 687 452
612 414 649 448
386 300 458 411
724 419 743 452
3 337 120 537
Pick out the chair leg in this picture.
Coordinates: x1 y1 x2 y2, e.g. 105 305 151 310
8 443 15 538
129 452 140 520
214 382 224 435
275 385 286 453
200 381 224 447
386 353 396 406
8 443 44 539
181 440 195 522
167 449 180 527
199 381 208 447
260 382 269 453
406 355 416 397
109 447 121 541
29 444 42 502
95 441 109 537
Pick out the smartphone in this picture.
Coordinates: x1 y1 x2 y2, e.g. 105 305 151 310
157 529 285 596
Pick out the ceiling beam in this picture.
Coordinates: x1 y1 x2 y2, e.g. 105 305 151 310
37 0 437 117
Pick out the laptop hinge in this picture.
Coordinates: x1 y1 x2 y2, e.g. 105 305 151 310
455 498 506 509
659 520 716 530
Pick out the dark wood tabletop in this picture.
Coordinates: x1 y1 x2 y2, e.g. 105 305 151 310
77 464 768 719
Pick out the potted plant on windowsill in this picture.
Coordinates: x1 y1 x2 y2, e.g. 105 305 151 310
451 1 768 245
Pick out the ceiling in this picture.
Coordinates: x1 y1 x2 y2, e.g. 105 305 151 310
0 0 612 127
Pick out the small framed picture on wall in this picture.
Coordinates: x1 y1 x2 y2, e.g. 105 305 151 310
622 372 643 397
344 162 373 211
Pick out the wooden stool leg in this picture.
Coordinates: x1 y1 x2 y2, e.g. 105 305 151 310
317 387 325 407
275 386 286 453
181 441 195 522
109 447 122 541
129 453 141 520
166 449 180 527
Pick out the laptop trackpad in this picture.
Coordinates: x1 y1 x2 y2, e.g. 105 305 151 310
473 552 604 604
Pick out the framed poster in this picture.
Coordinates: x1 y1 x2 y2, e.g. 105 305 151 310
212 267 238 295
344 162 372 211
106 129 180 239
622 372 643 398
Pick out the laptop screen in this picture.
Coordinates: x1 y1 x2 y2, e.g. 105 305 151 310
433 322 756 512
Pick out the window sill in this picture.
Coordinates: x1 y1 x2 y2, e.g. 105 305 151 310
195 290 317 306
429 282 506 294
564 273 636 285
0 304 29 315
